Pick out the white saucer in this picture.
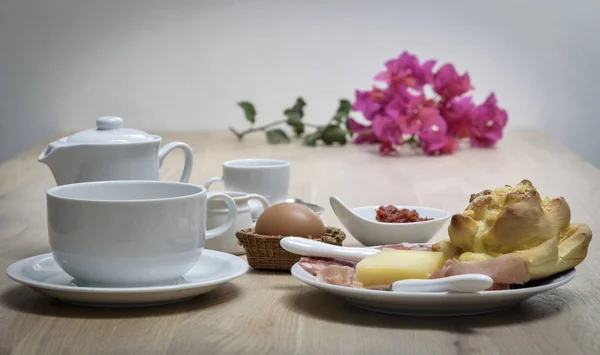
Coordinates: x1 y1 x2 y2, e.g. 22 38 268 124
5 249 249 307
290 263 577 317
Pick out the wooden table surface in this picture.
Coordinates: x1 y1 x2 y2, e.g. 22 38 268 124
0 129 598 355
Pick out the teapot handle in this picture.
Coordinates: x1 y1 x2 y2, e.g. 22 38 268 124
158 142 194 182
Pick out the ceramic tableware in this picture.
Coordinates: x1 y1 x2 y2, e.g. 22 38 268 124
46 180 237 287
391 274 494 293
204 191 269 255
284 197 324 215
205 158 290 218
290 262 577 316
39 116 194 185
6 250 249 307
329 196 451 246
280 237 379 262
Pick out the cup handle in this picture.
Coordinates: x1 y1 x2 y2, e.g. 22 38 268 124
205 176 223 190
205 193 237 240
246 193 269 211
158 142 194 182
247 193 269 229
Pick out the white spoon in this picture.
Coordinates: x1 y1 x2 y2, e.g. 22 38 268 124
391 274 494 293
280 236 379 262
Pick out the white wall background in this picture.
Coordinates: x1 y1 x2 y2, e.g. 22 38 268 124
1 0 599 166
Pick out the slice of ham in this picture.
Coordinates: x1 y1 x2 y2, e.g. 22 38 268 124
376 243 433 251
315 265 363 288
429 255 531 285
487 283 510 291
298 257 356 276
313 265 392 290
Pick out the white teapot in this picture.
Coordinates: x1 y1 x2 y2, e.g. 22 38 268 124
38 116 194 185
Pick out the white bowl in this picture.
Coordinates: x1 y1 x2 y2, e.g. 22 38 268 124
330 196 452 246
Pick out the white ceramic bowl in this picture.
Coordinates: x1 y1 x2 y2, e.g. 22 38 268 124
330 196 451 246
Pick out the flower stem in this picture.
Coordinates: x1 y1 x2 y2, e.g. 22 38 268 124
229 120 320 140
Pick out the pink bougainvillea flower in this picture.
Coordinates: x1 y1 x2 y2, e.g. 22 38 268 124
373 114 403 145
350 51 507 156
347 117 371 132
418 114 449 155
433 64 473 101
352 89 386 121
397 106 441 135
439 135 460 155
347 118 381 144
378 141 397 156
441 96 476 138
385 86 423 121
470 93 508 147
374 51 436 89
354 133 381 144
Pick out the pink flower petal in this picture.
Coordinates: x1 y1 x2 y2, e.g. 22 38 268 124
418 114 448 155
347 118 372 133
441 96 476 138
469 93 508 147
433 64 473 100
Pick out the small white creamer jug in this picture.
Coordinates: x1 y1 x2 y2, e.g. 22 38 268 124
204 191 269 255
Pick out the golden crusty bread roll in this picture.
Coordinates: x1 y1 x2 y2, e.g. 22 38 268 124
433 180 592 280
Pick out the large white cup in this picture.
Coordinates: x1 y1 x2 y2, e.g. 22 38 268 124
205 159 290 208
46 180 237 287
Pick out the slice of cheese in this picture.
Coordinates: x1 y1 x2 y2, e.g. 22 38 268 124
355 250 445 287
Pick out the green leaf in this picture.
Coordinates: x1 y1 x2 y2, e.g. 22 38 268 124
285 111 304 137
337 99 352 115
289 122 305 137
321 125 347 145
237 101 257 124
266 129 291 144
303 132 320 146
291 97 307 113
345 119 354 137
286 111 302 125
332 112 345 124
331 99 352 123
284 97 306 119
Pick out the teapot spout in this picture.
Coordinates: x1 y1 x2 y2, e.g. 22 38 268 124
38 141 81 186
38 142 57 164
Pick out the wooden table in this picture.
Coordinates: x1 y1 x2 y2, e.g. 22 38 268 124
0 129 598 354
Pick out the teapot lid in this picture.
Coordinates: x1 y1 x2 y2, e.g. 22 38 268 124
65 116 159 143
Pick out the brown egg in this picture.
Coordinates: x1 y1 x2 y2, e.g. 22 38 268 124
254 202 325 238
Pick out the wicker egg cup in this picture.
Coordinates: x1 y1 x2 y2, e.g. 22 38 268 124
235 227 346 270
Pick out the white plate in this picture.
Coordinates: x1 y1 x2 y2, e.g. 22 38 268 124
6 249 249 307
290 263 577 316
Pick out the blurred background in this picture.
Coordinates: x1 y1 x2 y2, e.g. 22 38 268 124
1 0 598 166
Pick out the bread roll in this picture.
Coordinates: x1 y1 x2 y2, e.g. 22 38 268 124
433 180 592 280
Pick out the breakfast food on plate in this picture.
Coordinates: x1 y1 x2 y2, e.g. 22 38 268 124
299 180 592 291
298 243 440 290
430 255 531 285
434 179 592 280
375 205 433 223
355 250 445 287
236 202 345 270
